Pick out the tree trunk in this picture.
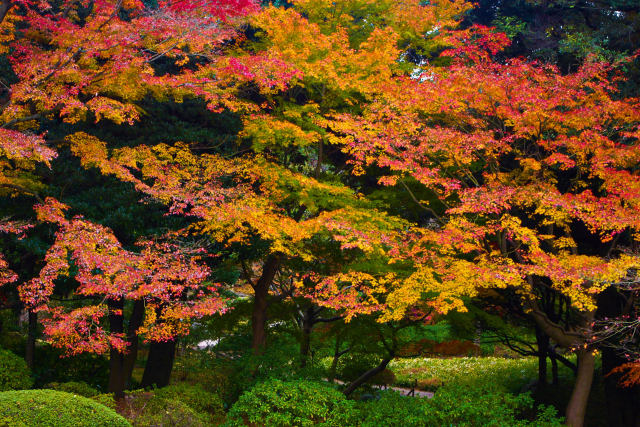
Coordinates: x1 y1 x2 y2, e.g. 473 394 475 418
122 299 145 388
141 339 176 388
343 356 393 397
251 256 280 353
565 349 595 427
300 306 314 368
25 310 37 369
108 299 125 399
551 354 559 386
535 326 549 386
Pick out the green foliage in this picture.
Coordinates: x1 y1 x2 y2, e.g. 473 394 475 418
155 383 225 424
44 381 99 397
91 393 116 410
389 357 575 393
225 379 358 427
30 345 109 389
337 352 383 382
0 390 130 426
122 391 208 427
0 349 33 391
357 386 563 427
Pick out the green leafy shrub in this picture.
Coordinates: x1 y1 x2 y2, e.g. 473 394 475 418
91 393 116 410
358 386 564 427
121 391 208 427
0 349 33 391
155 383 224 424
45 381 99 397
0 389 130 426
337 352 383 382
225 379 358 427
31 345 109 389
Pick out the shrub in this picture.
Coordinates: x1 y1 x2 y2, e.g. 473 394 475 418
155 383 224 424
357 386 564 427
0 349 33 391
45 381 99 397
121 391 208 427
30 345 109 389
91 393 116 410
225 379 358 427
0 389 130 426
337 352 383 382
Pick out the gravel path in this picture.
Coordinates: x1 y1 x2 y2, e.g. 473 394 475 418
329 379 434 398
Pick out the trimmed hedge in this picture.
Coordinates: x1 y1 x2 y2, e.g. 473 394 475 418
155 383 225 424
225 379 357 427
0 389 130 426
0 349 33 391
44 381 99 397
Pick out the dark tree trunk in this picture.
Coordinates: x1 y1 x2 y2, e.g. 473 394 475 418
343 356 393 396
565 349 595 427
535 326 549 387
108 299 125 399
551 353 559 386
251 256 279 353
141 339 176 388
25 310 37 369
300 306 314 368
122 299 145 388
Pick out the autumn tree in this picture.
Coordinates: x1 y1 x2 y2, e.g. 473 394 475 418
333 31 640 426
0 0 271 395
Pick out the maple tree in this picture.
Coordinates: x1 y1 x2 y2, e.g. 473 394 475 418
331 28 640 424
2 0 638 422
13 197 226 396
0 0 272 396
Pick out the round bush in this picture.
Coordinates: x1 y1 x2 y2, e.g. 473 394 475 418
155 383 224 424
45 381 99 397
0 389 130 426
225 379 358 427
0 349 33 391
122 391 207 427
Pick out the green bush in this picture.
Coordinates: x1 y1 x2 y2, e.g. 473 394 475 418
0 349 33 391
91 393 116 410
122 391 208 427
45 381 99 397
337 352 383 382
0 389 130 426
155 383 224 424
30 345 109 389
225 379 358 427
358 385 564 427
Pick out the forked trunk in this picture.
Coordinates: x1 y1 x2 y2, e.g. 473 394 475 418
141 339 176 388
